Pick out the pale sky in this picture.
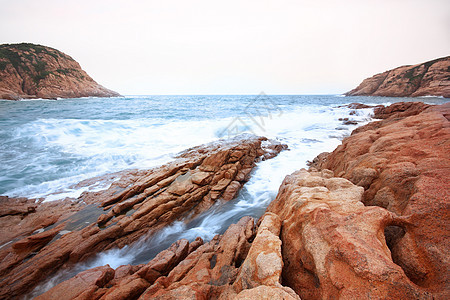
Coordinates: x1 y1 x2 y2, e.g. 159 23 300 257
0 0 449 95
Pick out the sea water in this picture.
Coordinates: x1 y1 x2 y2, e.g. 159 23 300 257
0 94 447 296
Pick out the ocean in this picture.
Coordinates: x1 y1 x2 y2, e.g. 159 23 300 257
0 94 447 296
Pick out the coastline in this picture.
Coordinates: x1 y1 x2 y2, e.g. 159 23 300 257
0 100 448 299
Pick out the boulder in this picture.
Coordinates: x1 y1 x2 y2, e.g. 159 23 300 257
311 102 450 298
267 169 428 299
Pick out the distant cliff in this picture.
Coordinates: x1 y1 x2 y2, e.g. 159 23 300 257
0 43 120 100
346 56 450 98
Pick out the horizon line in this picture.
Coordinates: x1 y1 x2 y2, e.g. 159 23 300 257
117 93 345 96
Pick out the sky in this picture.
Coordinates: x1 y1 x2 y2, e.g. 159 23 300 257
0 0 449 95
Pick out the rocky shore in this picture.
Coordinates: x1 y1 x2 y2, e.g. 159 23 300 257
0 102 448 299
0 135 286 298
0 43 120 100
345 56 450 98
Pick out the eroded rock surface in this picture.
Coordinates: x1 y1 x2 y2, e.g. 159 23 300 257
37 213 299 300
267 169 429 299
345 56 450 98
0 135 285 299
309 102 450 298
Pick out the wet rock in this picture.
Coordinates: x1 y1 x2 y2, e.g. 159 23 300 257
113 265 142 283
222 181 242 201
101 275 150 300
261 139 289 160
140 216 256 299
35 265 115 300
345 103 376 109
0 135 286 299
0 196 87 280
136 239 190 283
373 101 431 119
338 117 358 125
35 217 258 300
136 214 299 299
35 238 197 300
0 196 72 245
11 224 64 253
306 151 330 171
33 207 302 299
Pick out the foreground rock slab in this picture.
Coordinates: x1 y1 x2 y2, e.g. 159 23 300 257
37 213 299 300
0 135 286 299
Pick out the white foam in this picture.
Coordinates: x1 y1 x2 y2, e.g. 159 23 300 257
419 95 444 98
87 221 187 269
4 104 373 204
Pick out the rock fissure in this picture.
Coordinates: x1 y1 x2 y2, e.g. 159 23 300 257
0 135 286 299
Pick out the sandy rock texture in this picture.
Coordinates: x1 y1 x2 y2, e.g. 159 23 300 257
0 43 120 100
309 102 450 299
0 135 285 299
345 56 450 98
267 169 434 299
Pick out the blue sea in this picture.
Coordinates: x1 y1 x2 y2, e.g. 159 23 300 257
2 94 446 200
1 94 448 296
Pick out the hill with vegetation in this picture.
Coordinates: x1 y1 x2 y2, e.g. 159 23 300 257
346 56 450 98
0 43 120 100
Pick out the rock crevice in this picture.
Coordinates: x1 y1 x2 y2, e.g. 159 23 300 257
0 135 286 299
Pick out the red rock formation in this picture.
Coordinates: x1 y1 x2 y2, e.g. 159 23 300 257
267 169 431 299
0 135 285 299
0 43 120 100
0 196 86 247
309 102 450 298
346 56 450 98
37 213 299 300
372 101 431 120
35 265 115 300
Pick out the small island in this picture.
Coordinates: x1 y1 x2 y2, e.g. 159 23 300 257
0 43 120 100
